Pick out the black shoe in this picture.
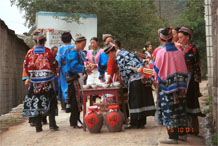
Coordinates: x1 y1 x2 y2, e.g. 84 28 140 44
199 112 206 117
124 125 137 129
30 122 35 127
50 125 59 131
73 125 83 129
65 108 71 113
72 121 83 128
36 127 43 132
198 92 203 97
137 125 145 129
78 119 83 125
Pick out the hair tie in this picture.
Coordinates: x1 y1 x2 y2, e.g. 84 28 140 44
168 28 172 34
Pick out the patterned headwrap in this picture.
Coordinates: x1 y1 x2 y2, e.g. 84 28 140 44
74 33 86 42
179 26 192 37
159 27 173 41
32 29 46 41
104 42 116 54
102 34 113 42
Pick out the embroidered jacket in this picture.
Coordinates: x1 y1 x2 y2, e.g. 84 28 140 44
154 43 188 95
183 43 201 82
22 46 57 82
116 49 143 87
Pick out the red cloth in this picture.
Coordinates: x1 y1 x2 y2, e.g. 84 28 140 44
139 63 154 79
107 57 119 77
174 42 183 51
152 46 162 58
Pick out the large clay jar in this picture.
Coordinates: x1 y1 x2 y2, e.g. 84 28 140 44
85 106 103 133
105 105 125 132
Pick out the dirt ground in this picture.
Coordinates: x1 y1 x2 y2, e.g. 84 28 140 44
0 81 208 146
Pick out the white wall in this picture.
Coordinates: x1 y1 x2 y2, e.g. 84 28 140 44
36 11 97 50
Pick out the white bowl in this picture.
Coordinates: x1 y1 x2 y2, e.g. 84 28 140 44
83 85 90 89
102 84 109 88
91 84 97 89
96 82 103 87
113 82 120 87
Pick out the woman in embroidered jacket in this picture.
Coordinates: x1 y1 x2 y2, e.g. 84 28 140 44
86 37 104 85
178 27 204 136
154 27 188 144
22 30 59 132
104 42 156 129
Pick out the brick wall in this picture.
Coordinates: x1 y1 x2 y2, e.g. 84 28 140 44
0 19 29 115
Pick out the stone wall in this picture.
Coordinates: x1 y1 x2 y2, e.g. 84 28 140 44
0 19 29 115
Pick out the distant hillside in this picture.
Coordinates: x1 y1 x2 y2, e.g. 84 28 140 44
154 0 188 24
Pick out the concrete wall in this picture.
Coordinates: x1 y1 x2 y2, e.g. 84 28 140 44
0 19 29 115
205 0 218 132
36 11 97 50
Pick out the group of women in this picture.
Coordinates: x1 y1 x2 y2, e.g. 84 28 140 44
153 26 204 144
101 26 204 144
22 26 204 145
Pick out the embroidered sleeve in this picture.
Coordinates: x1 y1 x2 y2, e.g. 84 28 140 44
22 60 29 80
185 46 201 82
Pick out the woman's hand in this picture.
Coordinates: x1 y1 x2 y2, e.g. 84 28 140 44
25 79 30 87
129 66 140 72
105 77 112 84
90 63 97 70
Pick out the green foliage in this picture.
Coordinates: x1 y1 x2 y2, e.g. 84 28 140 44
206 96 213 105
11 0 206 69
203 105 212 114
204 96 212 114
10 0 167 50
174 0 207 78
211 133 218 145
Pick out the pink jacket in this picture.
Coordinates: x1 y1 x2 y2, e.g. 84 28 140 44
86 49 104 66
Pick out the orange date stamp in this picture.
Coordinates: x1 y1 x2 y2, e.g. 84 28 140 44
169 128 195 133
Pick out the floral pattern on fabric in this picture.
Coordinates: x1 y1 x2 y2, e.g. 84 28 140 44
22 47 57 118
157 90 188 129
23 81 55 117
116 50 143 87
24 47 57 74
